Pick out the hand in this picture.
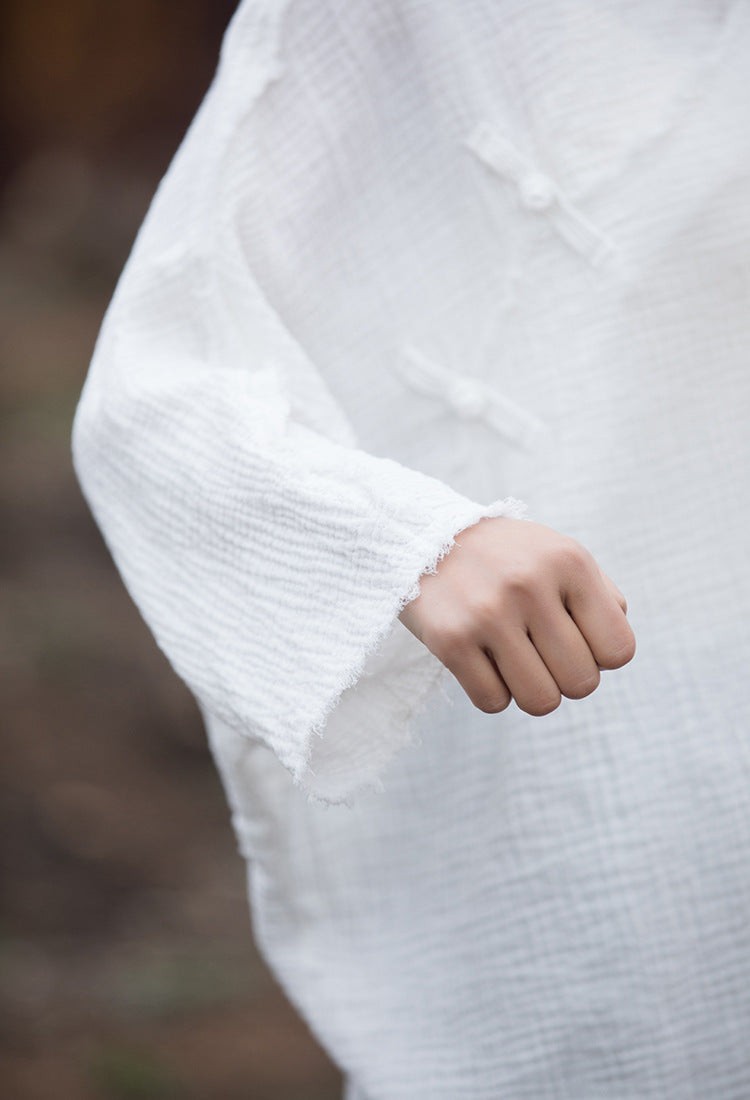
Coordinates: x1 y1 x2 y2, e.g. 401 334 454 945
398 516 635 716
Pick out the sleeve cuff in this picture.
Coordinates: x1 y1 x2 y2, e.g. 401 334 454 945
280 494 529 806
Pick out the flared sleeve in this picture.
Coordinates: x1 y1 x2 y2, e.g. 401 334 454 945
71 2 526 806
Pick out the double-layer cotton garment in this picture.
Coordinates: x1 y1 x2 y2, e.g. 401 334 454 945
72 2 750 1097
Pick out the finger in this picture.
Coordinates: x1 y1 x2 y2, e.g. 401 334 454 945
445 644 513 714
486 626 562 717
600 569 628 615
526 600 600 700
564 572 636 670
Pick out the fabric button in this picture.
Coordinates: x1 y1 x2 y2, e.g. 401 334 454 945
518 171 557 212
450 380 488 418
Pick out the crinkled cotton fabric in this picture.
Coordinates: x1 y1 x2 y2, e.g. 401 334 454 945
72 2 750 1097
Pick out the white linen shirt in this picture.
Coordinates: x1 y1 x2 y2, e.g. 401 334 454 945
72 2 750 1097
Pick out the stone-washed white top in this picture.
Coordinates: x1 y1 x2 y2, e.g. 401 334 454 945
72 2 750 1097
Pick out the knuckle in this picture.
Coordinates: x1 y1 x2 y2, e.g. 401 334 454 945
502 566 538 597
522 690 562 717
599 631 636 669
554 538 594 578
429 620 474 665
465 594 499 631
562 668 600 699
474 691 511 714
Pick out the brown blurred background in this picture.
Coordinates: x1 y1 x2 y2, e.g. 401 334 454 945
0 3 342 1097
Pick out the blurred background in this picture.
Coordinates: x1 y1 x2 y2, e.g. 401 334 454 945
0 3 342 1097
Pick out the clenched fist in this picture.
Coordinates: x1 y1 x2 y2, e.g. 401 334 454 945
398 516 635 716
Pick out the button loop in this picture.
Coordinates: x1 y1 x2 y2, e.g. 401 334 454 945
463 120 615 267
397 343 546 449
